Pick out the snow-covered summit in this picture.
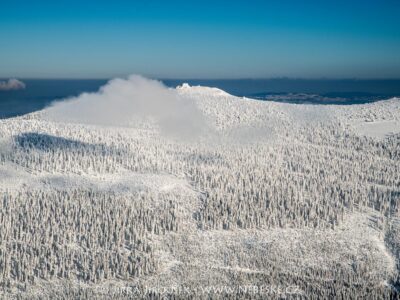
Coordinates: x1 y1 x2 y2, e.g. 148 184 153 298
0 79 399 298
176 82 232 97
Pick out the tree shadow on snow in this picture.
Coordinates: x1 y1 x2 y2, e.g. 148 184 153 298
14 132 109 153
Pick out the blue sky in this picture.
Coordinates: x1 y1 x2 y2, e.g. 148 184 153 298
1 0 399 79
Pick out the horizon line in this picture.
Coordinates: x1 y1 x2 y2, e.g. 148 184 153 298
2 77 400 81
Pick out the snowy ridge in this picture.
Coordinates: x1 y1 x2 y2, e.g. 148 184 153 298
177 82 233 97
0 82 399 298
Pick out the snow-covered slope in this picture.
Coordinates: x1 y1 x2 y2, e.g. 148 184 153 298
0 82 399 299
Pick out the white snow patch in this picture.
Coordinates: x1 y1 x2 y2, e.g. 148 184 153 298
352 120 400 139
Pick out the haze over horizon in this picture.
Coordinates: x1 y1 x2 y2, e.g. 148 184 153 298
1 0 399 79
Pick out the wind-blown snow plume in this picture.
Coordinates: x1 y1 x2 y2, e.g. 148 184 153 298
45 75 206 139
0 79 26 91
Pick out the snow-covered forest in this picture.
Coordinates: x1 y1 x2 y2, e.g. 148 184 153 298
0 79 399 299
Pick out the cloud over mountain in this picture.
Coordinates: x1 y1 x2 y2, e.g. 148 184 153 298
45 75 206 140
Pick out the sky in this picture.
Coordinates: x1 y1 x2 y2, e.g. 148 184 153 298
0 0 399 79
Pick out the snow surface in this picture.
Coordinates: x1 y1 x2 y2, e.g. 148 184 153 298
0 81 399 298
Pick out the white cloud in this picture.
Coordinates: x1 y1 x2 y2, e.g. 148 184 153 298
44 75 207 140
0 79 26 91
